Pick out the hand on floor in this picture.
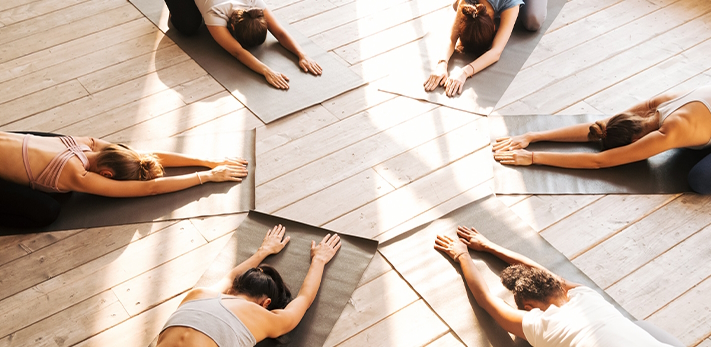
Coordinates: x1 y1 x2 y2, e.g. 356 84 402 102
444 68 467 97
265 68 290 89
259 224 290 255
434 234 469 263
456 226 490 252
493 135 530 152
423 61 448 92
299 56 323 75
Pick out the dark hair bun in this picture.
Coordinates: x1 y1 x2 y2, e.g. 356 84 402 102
588 120 606 141
234 264 292 310
246 8 264 19
461 3 487 19
501 264 529 291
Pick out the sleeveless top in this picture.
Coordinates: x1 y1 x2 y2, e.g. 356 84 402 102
657 85 711 150
161 294 257 347
22 136 91 193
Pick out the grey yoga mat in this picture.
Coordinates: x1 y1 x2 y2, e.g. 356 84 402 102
379 193 634 347
490 114 711 194
0 131 255 235
378 0 567 115
128 0 365 124
149 210 379 347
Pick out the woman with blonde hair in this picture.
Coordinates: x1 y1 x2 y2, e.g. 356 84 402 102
164 0 322 89
0 131 248 228
492 85 711 194
424 0 547 97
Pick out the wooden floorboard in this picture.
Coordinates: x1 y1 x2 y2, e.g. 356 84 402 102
1 0 710 345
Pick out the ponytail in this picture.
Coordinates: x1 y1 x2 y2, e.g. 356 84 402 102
233 264 292 310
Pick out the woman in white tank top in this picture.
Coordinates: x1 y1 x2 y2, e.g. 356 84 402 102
492 85 711 193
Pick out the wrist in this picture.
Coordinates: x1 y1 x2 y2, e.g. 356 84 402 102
455 251 471 263
256 247 272 257
310 257 327 266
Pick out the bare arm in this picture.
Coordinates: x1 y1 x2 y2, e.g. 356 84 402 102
264 9 322 75
443 6 519 97
64 164 247 197
434 235 527 338
210 225 291 293
150 151 247 169
423 11 459 91
263 234 341 338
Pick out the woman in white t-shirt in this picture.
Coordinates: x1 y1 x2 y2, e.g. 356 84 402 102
433 227 684 347
164 0 322 89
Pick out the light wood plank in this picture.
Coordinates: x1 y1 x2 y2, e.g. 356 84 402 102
0 3 144 64
607 222 711 319
555 101 604 115
4 60 206 132
292 0 411 37
426 332 465 347
257 106 477 213
189 213 248 242
0 229 83 267
325 149 492 240
0 221 175 301
0 0 44 12
321 83 397 120
325 270 420 346
0 290 129 347
310 0 451 51
174 107 265 136
541 194 676 258
373 117 489 188
257 97 437 185
0 18 158 84
0 0 123 45
336 299 448 347
0 221 204 337
357 252 392 287
573 194 711 288
697 338 711 347
73 294 186 347
495 194 529 207
274 168 396 226
647 274 711 346
256 104 340 155
113 233 231 316
272 0 337 23
509 195 602 232
0 80 88 127
545 0 623 33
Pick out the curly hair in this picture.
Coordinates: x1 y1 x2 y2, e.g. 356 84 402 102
500 264 564 309
455 3 496 54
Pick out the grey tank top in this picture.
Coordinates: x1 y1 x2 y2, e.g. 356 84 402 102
161 294 257 347
657 85 711 150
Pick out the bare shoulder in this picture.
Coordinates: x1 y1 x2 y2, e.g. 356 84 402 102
651 90 685 108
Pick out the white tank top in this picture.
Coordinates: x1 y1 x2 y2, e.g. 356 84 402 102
657 85 711 150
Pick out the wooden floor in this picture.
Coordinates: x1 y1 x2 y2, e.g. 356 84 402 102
1 0 710 345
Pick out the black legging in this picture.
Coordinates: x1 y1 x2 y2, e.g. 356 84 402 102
689 152 711 194
164 0 204 36
0 131 66 229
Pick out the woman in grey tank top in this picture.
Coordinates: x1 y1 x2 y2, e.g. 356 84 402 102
156 225 341 347
491 84 711 194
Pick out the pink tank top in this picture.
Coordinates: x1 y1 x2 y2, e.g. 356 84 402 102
22 135 91 193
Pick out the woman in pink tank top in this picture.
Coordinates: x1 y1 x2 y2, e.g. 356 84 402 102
491 84 711 194
0 131 248 229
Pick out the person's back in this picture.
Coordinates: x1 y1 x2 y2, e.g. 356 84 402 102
523 286 672 347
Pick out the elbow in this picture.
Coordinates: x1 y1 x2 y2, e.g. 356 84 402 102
145 181 161 196
489 49 502 62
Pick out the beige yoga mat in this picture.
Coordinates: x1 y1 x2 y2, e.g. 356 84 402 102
149 210 379 347
379 193 633 347
378 0 566 115
129 0 365 124
490 114 711 194
0 131 255 235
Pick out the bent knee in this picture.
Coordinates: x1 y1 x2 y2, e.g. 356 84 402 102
688 165 711 194
521 14 545 31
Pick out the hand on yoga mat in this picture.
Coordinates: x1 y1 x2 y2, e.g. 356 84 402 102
208 165 249 182
492 135 530 152
264 68 290 90
456 226 491 252
434 234 470 263
423 61 449 92
311 233 341 264
444 69 468 97
493 149 533 166
259 224 291 255
299 56 322 76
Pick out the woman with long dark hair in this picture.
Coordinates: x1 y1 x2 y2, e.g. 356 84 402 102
424 0 547 97
157 225 341 347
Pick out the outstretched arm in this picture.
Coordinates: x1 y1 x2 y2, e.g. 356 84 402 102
210 225 291 293
263 9 322 76
264 233 341 338
492 121 605 152
150 151 247 169
423 10 459 92
434 235 527 338
443 6 519 97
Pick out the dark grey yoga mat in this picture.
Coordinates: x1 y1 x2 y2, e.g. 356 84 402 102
378 0 567 115
0 131 255 235
379 194 634 347
128 0 365 124
149 210 379 347
490 114 711 194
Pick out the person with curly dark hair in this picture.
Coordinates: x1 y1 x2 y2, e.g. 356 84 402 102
157 225 341 347
163 0 322 89
434 226 683 346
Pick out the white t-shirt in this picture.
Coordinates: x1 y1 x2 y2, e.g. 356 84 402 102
522 286 672 347
195 0 268 27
